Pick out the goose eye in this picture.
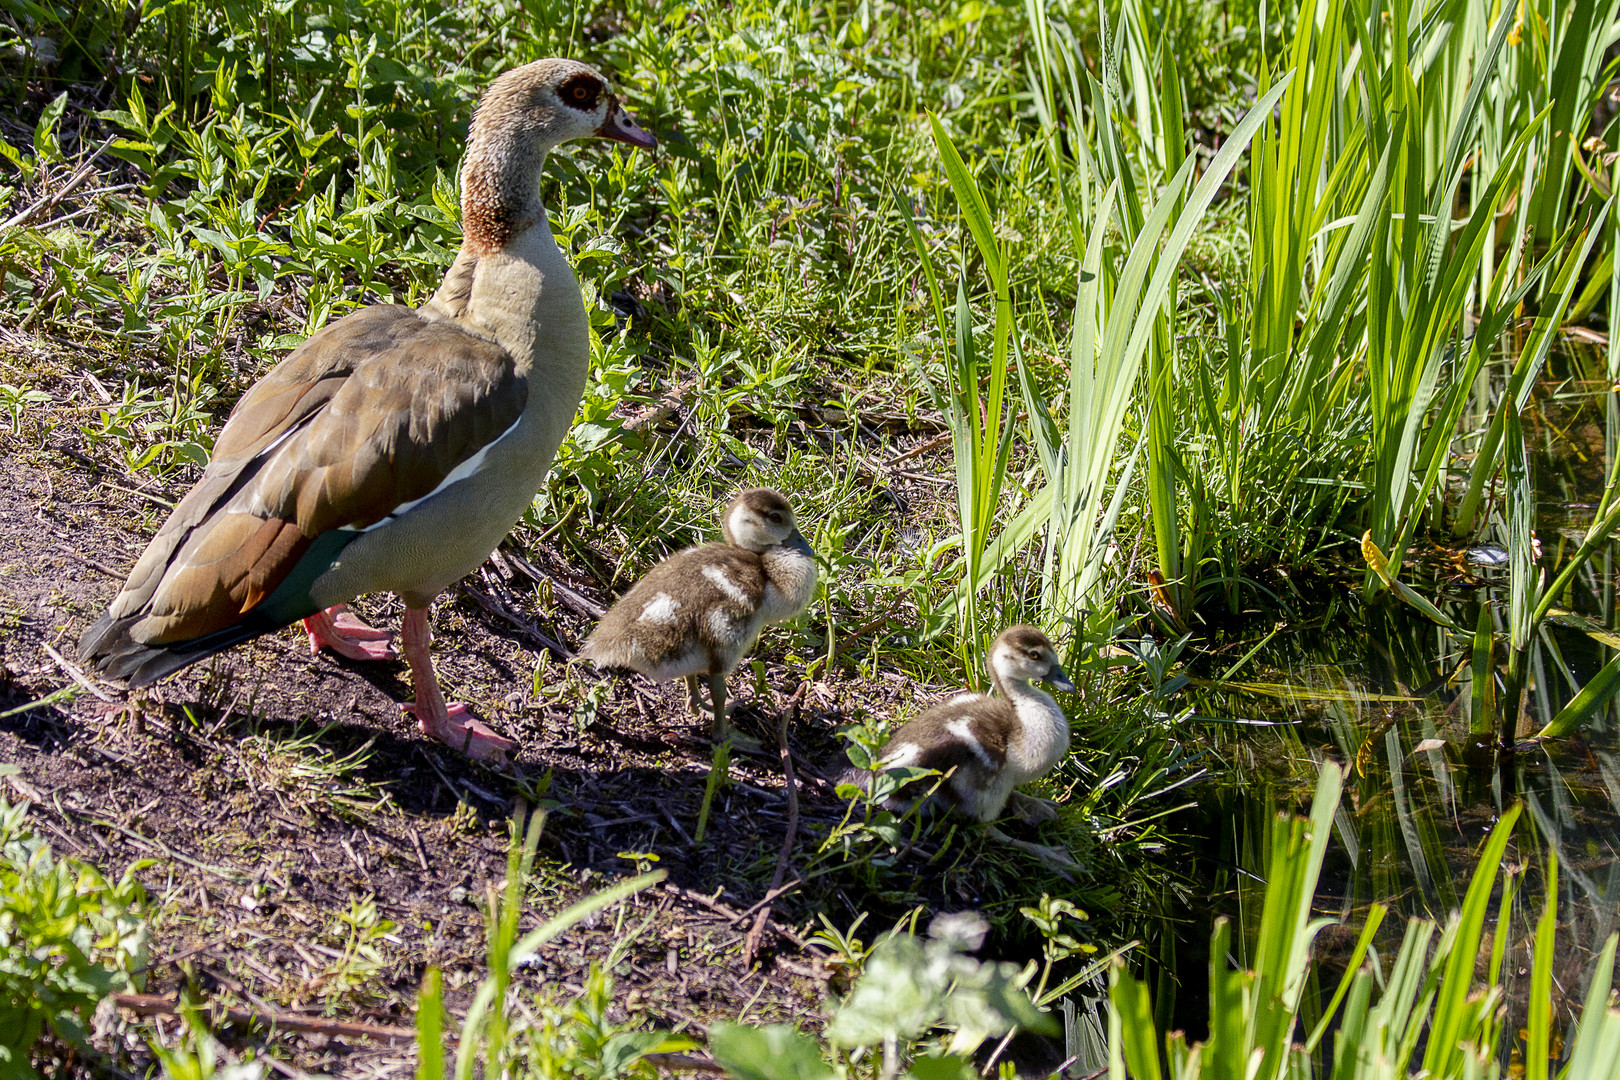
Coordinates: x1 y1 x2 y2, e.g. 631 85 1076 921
558 75 602 110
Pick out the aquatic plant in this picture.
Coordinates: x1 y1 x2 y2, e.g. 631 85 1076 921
1109 764 1620 1080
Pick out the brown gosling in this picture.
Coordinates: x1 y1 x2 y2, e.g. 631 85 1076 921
579 489 818 745
848 626 1079 874
872 625 1074 822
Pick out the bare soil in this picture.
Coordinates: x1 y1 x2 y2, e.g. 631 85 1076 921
0 413 967 1077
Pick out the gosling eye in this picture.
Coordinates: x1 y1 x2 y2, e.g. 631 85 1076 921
768 512 783 523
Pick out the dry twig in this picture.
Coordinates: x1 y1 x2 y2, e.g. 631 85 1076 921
42 642 113 703
644 1052 728 1073
502 547 607 620
462 575 572 659
111 992 417 1042
744 682 807 963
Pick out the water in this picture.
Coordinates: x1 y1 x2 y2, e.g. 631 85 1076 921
1167 342 1620 1044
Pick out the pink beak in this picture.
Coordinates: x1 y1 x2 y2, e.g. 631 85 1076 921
600 100 657 150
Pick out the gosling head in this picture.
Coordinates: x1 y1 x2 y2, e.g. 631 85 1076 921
461 59 656 250
989 626 1075 692
721 488 801 553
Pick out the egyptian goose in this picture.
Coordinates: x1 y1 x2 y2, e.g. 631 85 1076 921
860 626 1075 824
579 488 818 745
77 59 657 761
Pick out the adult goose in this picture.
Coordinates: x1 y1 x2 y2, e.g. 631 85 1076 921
579 489 818 746
79 59 657 761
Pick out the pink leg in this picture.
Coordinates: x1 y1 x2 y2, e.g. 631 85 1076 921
303 603 395 661
398 605 515 762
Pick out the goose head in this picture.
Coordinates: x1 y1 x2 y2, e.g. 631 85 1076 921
472 59 656 153
722 488 802 553
461 59 656 250
988 626 1074 693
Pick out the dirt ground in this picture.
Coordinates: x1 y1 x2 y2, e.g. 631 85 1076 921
0 411 995 1077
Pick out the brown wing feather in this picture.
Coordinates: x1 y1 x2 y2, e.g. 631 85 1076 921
88 305 524 652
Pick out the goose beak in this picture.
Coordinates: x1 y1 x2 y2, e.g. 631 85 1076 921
1046 666 1076 693
600 99 658 150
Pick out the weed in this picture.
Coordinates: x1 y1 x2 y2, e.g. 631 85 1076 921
0 383 50 434
0 795 149 1078
310 894 396 1008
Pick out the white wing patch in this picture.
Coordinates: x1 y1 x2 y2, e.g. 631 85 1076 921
702 563 751 605
341 414 522 533
881 742 921 769
638 592 681 624
706 606 736 643
945 717 997 770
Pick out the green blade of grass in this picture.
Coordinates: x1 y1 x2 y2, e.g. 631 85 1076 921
1528 849 1558 1080
454 869 666 1080
416 966 445 1080
1420 802 1523 1077
1535 652 1620 738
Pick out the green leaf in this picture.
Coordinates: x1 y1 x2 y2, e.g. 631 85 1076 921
1536 651 1620 738
416 967 445 1080
1420 803 1523 1076
1528 850 1557 1080
906 1053 977 1080
927 114 1003 294
1106 959 1160 1080
826 934 937 1046
708 1023 836 1080
32 93 66 165
600 1030 693 1076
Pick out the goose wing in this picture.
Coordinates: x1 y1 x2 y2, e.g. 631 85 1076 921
81 304 525 680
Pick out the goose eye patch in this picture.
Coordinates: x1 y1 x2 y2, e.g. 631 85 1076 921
559 74 603 110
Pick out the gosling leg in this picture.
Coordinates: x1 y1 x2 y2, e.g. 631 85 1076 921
685 675 706 718
1006 791 1061 825
708 672 730 741
710 672 766 751
984 825 1079 881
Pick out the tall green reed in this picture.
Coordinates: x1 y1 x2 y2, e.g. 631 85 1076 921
917 3 1288 668
1009 0 1615 634
902 118 1017 682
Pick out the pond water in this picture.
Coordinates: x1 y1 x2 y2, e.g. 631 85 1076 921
1161 341 1620 1047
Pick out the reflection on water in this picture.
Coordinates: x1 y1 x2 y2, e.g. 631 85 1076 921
1168 343 1620 1046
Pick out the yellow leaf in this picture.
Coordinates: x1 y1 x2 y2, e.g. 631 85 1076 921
1361 530 1396 587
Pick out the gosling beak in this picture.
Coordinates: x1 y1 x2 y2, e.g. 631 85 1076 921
1046 666 1076 693
599 97 658 150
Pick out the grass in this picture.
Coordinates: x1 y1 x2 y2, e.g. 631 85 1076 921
1106 764 1620 1080
3 0 1620 1072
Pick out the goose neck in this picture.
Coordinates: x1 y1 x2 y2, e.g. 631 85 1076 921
458 136 551 256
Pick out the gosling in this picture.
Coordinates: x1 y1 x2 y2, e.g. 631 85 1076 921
857 626 1075 824
580 488 818 745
